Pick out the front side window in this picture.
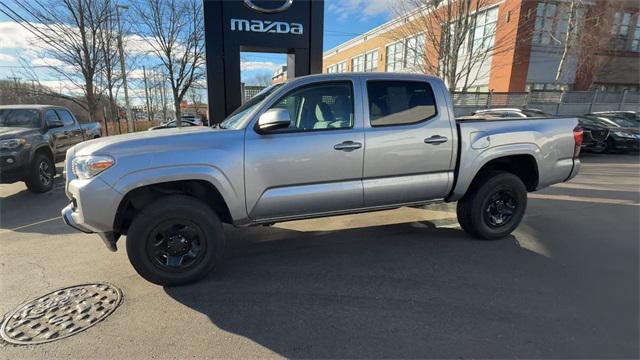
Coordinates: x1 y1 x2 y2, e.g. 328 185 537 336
367 81 437 127
56 109 76 126
0 109 41 128
267 82 354 132
45 110 60 125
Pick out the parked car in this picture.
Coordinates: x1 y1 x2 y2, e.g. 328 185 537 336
62 73 582 285
472 108 552 118
591 111 639 124
180 115 204 126
0 105 101 192
148 119 201 130
576 116 610 153
582 114 639 153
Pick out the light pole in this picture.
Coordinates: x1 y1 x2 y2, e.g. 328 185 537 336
115 3 134 132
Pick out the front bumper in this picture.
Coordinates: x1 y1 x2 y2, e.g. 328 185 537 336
61 203 119 251
61 169 123 251
0 149 29 183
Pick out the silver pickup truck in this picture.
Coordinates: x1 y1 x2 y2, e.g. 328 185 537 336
62 73 582 285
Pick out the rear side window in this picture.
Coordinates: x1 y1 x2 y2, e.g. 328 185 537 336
367 81 437 127
56 109 76 126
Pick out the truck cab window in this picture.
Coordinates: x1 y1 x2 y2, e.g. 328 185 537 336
367 81 437 126
269 82 354 132
56 109 76 126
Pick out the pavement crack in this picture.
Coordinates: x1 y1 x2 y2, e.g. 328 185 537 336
27 261 52 289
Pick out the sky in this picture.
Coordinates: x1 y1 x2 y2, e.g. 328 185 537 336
0 0 396 105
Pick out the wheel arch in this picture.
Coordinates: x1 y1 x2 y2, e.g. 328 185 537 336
448 147 541 202
113 179 233 236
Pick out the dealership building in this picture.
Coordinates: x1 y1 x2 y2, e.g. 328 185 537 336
322 0 640 93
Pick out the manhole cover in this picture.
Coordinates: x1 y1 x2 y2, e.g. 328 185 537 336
1 283 122 345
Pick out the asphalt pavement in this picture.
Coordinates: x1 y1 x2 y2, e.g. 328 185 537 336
0 153 638 358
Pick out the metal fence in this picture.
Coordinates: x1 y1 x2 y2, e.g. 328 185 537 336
243 86 639 117
453 90 640 117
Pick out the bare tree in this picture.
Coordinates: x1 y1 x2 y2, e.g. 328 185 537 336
0 0 114 120
390 0 515 91
134 0 205 126
247 73 273 86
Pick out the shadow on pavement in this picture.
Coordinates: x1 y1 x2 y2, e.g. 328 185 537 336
0 164 72 235
164 222 578 359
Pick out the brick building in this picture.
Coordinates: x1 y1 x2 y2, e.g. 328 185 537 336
323 0 640 92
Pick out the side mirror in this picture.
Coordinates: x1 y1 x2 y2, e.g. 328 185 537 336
47 119 64 128
257 108 290 133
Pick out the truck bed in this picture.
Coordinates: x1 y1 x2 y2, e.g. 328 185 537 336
447 116 580 201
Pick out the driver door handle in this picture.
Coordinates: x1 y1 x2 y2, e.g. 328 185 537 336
334 141 362 151
424 135 448 145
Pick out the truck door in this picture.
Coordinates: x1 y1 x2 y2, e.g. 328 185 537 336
362 79 455 206
56 109 84 145
44 110 68 160
244 80 365 221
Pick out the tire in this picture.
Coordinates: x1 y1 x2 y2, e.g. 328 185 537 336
126 195 225 286
456 171 527 240
25 153 55 193
604 138 617 154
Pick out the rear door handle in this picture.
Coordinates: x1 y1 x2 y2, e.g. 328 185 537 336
424 135 448 145
334 141 362 151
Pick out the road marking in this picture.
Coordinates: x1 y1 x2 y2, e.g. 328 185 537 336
528 193 639 206
0 216 61 234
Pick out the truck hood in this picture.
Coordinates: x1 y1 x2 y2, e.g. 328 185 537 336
0 127 40 139
72 126 235 157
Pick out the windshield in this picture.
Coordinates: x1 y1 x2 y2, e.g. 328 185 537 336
606 117 637 128
0 109 41 128
219 84 283 129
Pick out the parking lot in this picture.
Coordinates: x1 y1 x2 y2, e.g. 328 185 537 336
0 153 638 358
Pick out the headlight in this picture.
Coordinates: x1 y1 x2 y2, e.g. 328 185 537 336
72 155 115 179
613 131 635 138
0 138 26 149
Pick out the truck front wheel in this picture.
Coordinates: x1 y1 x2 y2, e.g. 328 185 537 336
126 195 225 286
25 153 55 193
456 171 527 240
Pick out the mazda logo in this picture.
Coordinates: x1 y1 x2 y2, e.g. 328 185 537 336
243 0 293 14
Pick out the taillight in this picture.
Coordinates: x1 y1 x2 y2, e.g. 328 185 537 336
573 125 584 158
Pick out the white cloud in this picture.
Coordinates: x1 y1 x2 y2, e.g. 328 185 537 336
32 57 65 67
0 21 40 50
0 53 17 63
240 61 282 72
327 0 397 21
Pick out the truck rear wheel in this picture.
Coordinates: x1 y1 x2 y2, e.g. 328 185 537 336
126 195 225 286
25 153 55 193
456 171 527 240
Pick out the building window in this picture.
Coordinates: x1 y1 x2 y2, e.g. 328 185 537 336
612 11 636 50
385 34 424 72
472 7 498 50
364 50 379 72
534 2 557 45
385 41 404 72
632 22 640 52
405 34 425 70
326 62 346 73
526 82 570 91
351 54 365 72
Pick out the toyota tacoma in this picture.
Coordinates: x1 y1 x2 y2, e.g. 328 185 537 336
62 74 582 285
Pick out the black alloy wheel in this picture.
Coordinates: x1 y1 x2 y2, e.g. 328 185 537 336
147 221 206 272
483 189 518 228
